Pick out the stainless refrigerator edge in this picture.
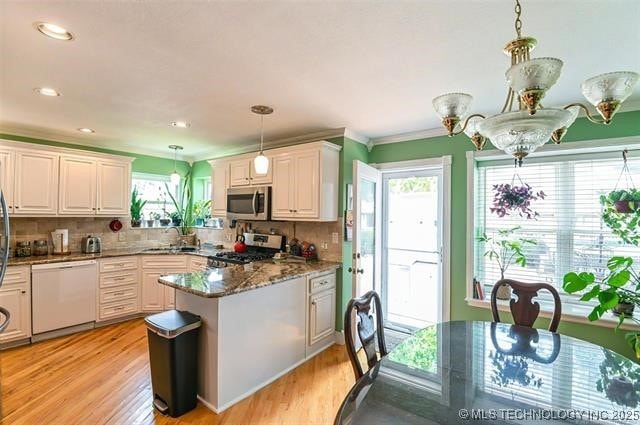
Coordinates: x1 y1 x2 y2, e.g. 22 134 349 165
0 190 10 333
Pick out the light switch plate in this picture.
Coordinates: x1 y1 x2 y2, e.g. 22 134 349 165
332 232 339 244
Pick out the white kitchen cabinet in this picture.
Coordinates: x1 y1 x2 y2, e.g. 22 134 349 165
141 255 186 312
211 161 228 217
13 150 59 215
59 156 97 215
189 256 209 272
229 157 272 187
97 256 140 322
0 147 14 214
96 160 130 215
306 271 336 356
0 266 31 344
271 142 340 221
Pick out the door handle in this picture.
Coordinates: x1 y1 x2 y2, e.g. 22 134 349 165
252 190 258 216
356 268 364 274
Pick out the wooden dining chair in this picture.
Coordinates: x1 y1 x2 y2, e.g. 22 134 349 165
344 290 388 380
490 279 562 332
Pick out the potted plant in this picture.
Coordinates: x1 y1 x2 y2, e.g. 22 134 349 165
477 226 537 300
165 172 196 245
614 293 636 317
130 187 146 228
601 189 640 245
193 199 212 226
491 183 545 220
159 210 171 227
145 212 156 228
563 256 640 359
169 211 182 226
596 349 640 408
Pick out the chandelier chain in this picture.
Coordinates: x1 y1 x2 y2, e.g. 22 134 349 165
514 0 522 38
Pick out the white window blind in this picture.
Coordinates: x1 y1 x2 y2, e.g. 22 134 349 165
474 151 640 309
131 173 178 219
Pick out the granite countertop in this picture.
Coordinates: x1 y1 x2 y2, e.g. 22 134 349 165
6 246 228 266
158 260 341 298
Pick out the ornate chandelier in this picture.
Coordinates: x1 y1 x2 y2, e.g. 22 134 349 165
432 0 639 166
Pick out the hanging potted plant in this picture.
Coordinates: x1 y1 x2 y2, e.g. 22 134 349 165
477 226 537 299
130 187 146 228
491 182 546 219
601 152 640 245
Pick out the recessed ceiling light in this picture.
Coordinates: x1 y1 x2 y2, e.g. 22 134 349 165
34 22 74 41
77 128 95 133
34 87 61 97
171 121 190 128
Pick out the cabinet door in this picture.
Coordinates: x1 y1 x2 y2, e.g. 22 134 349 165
309 288 335 345
249 156 273 185
0 286 31 343
14 150 59 215
141 271 165 312
271 155 296 219
0 148 14 214
229 159 251 187
164 286 176 309
293 151 320 219
212 163 228 216
96 160 130 215
58 156 97 215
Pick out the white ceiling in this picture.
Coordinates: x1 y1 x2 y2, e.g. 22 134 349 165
1 0 639 161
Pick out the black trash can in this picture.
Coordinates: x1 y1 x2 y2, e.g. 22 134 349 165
145 309 201 417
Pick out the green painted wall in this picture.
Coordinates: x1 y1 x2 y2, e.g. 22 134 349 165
368 110 640 359
0 133 191 176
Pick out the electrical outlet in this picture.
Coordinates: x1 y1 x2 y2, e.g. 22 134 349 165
321 242 329 250
117 232 126 242
332 232 339 244
225 234 232 242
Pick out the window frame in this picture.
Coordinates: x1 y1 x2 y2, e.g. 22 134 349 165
465 136 640 331
131 172 180 219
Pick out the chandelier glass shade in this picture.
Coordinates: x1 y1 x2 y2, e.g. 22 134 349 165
432 0 639 165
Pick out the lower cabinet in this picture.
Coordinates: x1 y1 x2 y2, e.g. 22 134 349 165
0 266 31 344
97 256 140 322
306 271 336 356
141 255 186 312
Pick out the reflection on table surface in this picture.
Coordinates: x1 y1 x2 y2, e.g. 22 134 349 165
337 321 640 425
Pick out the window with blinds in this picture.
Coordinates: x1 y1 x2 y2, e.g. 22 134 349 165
474 151 640 309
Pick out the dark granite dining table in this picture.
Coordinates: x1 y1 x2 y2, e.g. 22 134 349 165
336 321 640 425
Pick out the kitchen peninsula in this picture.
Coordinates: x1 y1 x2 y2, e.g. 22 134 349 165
158 260 340 413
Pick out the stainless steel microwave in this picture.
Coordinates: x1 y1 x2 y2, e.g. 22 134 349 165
226 186 271 221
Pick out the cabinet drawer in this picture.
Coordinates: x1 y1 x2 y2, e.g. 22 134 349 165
309 272 336 294
142 255 188 270
100 271 137 288
99 256 138 273
99 299 138 321
99 284 138 304
4 266 30 286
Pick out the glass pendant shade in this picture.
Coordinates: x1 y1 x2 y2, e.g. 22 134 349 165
478 109 572 159
581 71 639 106
254 153 269 175
170 171 180 185
463 116 484 138
432 93 473 119
506 57 563 95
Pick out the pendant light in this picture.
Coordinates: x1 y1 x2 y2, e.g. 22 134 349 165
168 145 183 185
251 105 274 175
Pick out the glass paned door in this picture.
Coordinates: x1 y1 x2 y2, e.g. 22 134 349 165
382 169 443 331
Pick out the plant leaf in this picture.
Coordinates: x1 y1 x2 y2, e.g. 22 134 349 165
588 305 603 321
563 272 593 293
607 270 631 288
579 285 600 301
597 290 619 310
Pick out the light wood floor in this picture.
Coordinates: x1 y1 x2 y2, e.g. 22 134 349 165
0 319 354 425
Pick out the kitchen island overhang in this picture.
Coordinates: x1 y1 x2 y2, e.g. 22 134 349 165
158 260 340 413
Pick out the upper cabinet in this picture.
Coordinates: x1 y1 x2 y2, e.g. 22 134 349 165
229 157 272 187
271 143 340 221
211 160 228 217
0 140 133 217
14 150 59 215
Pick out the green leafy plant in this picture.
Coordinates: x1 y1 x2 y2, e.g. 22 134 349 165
563 256 640 359
601 189 640 245
165 172 193 235
150 212 161 220
477 226 537 279
130 186 147 221
193 199 212 220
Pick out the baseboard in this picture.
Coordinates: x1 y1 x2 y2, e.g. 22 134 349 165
334 330 345 345
94 313 145 328
31 322 95 343
0 337 31 350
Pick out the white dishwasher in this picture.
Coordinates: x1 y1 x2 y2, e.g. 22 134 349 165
32 260 98 335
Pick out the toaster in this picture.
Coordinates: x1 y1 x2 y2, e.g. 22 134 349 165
81 235 102 253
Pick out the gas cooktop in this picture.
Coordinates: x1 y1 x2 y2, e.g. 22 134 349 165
213 251 274 264
207 232 284 268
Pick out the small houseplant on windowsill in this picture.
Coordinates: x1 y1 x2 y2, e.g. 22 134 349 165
563 256 640 359
193 199 212 227
477 226 537 300
130 187 146 228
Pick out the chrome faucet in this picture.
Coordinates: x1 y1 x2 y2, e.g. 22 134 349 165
165 226 185 246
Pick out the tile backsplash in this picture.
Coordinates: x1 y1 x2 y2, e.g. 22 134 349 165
7 217 180 255
196 218 343 262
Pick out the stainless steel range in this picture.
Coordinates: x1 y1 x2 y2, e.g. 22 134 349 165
207 233 284 268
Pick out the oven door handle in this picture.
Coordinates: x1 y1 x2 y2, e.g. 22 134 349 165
252 190 258 216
